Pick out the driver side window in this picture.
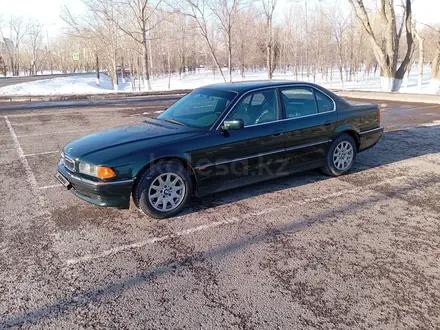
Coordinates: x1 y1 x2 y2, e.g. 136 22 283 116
226 89 279 127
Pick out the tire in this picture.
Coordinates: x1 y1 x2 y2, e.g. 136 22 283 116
133 161 193 219
321 134 357 177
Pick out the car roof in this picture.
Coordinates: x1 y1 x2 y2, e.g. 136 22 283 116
202 80 319 93
200 80 352 110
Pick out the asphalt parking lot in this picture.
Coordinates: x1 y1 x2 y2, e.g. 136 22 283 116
1 98 440 329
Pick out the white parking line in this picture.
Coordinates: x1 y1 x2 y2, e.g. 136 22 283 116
24 151 59 157
11 120 66 126
16 129 92 138
65 219 235 265
65 175 408 266
5 105 174 118
40 184 63 190
415 105 440 111
3 116 40 195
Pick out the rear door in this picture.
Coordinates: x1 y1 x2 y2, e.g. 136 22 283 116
280 86 337 169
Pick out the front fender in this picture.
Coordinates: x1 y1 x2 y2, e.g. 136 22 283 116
131 148 194 179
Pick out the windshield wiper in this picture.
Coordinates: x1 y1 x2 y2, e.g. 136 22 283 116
164 118 185 126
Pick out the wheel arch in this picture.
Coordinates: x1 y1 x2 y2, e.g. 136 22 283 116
131 155 197 197
332 125 360 151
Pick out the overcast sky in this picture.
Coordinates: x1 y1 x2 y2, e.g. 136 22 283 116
1 0 439 39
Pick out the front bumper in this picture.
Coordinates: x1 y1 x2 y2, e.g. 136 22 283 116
56 160 134 209
359 126 384 152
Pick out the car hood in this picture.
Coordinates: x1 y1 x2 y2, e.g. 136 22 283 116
64 119 203 159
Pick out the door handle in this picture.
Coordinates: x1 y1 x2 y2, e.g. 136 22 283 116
272 130 284 137
324 120 334 126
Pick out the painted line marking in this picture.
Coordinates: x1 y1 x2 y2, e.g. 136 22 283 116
40 184 63 190
10 120 67 126
415 104 440 111
64 175 409 266
24 151 59 157
4 116 40 196
5 105 175 118
65 219 235 265
16 129 92 138
154 110 164 114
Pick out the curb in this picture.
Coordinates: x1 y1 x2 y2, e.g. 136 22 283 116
0 89 193 103
333 90 440 105
1 88 439 105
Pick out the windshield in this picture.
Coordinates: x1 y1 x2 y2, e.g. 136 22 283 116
158 88 237 128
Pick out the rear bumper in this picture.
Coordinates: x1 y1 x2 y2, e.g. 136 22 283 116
56 160 134 208
359 126 384 152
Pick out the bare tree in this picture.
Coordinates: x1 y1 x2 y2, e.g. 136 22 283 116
8 16 30 76
422 24 440 94
28 20 44 75
181 0 226 82
323 3 350 87
412 23 425 91
211 0 242 82
261 0 277 79
112 0 165 90
62 0 121 89
348 0 414 92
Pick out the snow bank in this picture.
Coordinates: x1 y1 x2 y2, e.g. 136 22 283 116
0 74 118 96
0 66 438 96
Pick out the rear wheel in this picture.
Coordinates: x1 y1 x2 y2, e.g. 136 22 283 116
133 161 193 219
321 134 357 176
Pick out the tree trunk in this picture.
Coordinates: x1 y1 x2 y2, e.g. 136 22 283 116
267 43 273 80
113 53 118 91
121 57 126 84
339 66 344 89
349 0 413 92
227 32 232 82
429 34 440 94
143 41 152 90
130 57 135 91
95 54 100 86
167 40 171 90
380 70 403 92
418 38 424 91
207 42 226 82
266 15 273 80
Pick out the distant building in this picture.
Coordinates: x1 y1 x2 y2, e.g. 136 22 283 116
0 37 14 54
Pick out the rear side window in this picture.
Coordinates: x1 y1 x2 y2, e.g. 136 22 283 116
314 89 334 112
280 87 317 118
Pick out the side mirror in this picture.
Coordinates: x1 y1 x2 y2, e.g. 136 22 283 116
222 119 244 131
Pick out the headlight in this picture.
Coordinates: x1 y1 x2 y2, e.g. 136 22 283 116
79 162 116 179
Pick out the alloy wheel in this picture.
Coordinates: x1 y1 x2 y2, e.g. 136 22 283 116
333 141 354 171
148 172 186 212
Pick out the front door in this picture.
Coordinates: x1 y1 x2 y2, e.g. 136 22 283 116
201 89 287 187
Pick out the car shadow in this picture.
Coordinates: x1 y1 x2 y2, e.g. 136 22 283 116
182 124 440 216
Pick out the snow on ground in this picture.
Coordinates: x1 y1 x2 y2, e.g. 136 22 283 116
0 66 438 96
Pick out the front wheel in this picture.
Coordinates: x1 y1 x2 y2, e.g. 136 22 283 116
321 134 357 177
133 161 193 219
